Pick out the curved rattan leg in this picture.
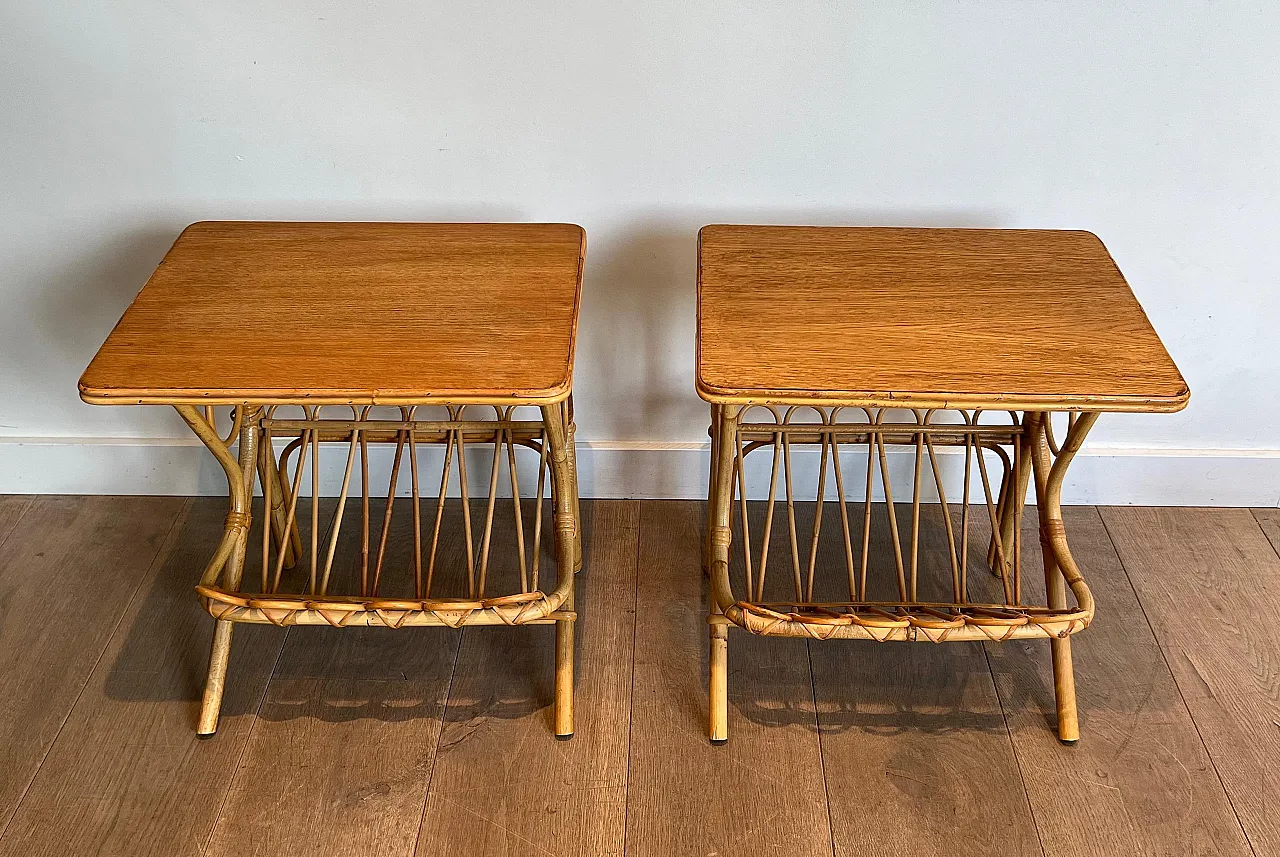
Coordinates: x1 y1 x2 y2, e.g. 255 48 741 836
703 403 722 576
707 405 740 743
565 398 583 573
543 402 578 739
176 405 260 736
1029 410 1099 744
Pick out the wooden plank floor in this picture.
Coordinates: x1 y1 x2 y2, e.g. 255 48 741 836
0 497 1278 857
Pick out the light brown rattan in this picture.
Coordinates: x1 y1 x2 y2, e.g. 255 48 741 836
697 225 1188 746
79 221 585 739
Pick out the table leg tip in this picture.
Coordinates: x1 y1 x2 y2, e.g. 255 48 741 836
710 737 727 746
1059 737 1078 746
196 732 216 740
555 732 574 742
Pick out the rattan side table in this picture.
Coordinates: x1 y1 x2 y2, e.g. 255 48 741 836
81 221 585 739
697 225 1187 744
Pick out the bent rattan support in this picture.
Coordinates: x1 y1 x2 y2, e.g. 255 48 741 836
178 402 580 738
705 405 1099 745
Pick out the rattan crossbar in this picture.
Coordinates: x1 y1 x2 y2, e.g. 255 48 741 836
177 399 581 738
705 405 1098 744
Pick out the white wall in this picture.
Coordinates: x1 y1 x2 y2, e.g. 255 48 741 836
2 1 1278 504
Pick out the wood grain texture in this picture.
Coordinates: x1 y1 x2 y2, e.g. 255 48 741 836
976 507 1250 857
415 501 638 857
697 226 1188 411
627 500 833 857
79 221 585 405
0 496 185 837
1253 507 1280 556
0 497 32 547
1101 507 1280 856
0 499 287 857
205 499 464 857
809 500 1041 857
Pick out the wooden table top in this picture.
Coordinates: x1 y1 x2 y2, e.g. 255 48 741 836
80 221 585 406
697 226 1188 412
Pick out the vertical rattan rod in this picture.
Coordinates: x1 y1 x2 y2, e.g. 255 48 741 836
703 404 721 574
455 408 477 598
504 416 530 593
859 427 875 601
874 429 908 600
425 426 457 599
909 417 925 601
531 431 548 592
781 433 803 601
256 421 298 571
827 429 858 601
734 430 754 599
359 411 370 596
272 432 310 594
804 429 830 602
756 434 783 602
975 444 1014 604
318 429 359 596
923 433 963 602
371 429 407 597
309 409 319 594
407 409 423 598
474 431 504 599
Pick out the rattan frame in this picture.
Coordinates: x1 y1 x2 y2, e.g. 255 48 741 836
179 398 582 739
703 404 1098 744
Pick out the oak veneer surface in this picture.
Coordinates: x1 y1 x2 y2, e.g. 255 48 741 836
697 226 1188 411
79 221 585 405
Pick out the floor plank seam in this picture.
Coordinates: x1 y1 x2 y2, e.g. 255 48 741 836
200 623 293 856
409 626 465 857
1250 510 1280 562
620 501 644 857
0 496 190 844
0 497 35 554
1097 510 1262 857
981 641 1050 857
805 640 839 857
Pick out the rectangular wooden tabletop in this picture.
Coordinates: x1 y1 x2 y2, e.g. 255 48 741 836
80 221 585 406
697 226 1188 412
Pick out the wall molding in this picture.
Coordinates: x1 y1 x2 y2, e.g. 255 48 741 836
0 436 1276 507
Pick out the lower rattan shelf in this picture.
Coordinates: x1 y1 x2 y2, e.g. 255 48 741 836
173 401 581 738
704 405 1099 744
196 585 571 628
719 600 1089 642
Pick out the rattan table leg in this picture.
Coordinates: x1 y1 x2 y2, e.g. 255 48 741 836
543 402 579 739
176 405 261 735
707 405 739 743
1029 410 1100 743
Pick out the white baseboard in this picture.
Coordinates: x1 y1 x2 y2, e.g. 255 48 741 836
0 437 1276 507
